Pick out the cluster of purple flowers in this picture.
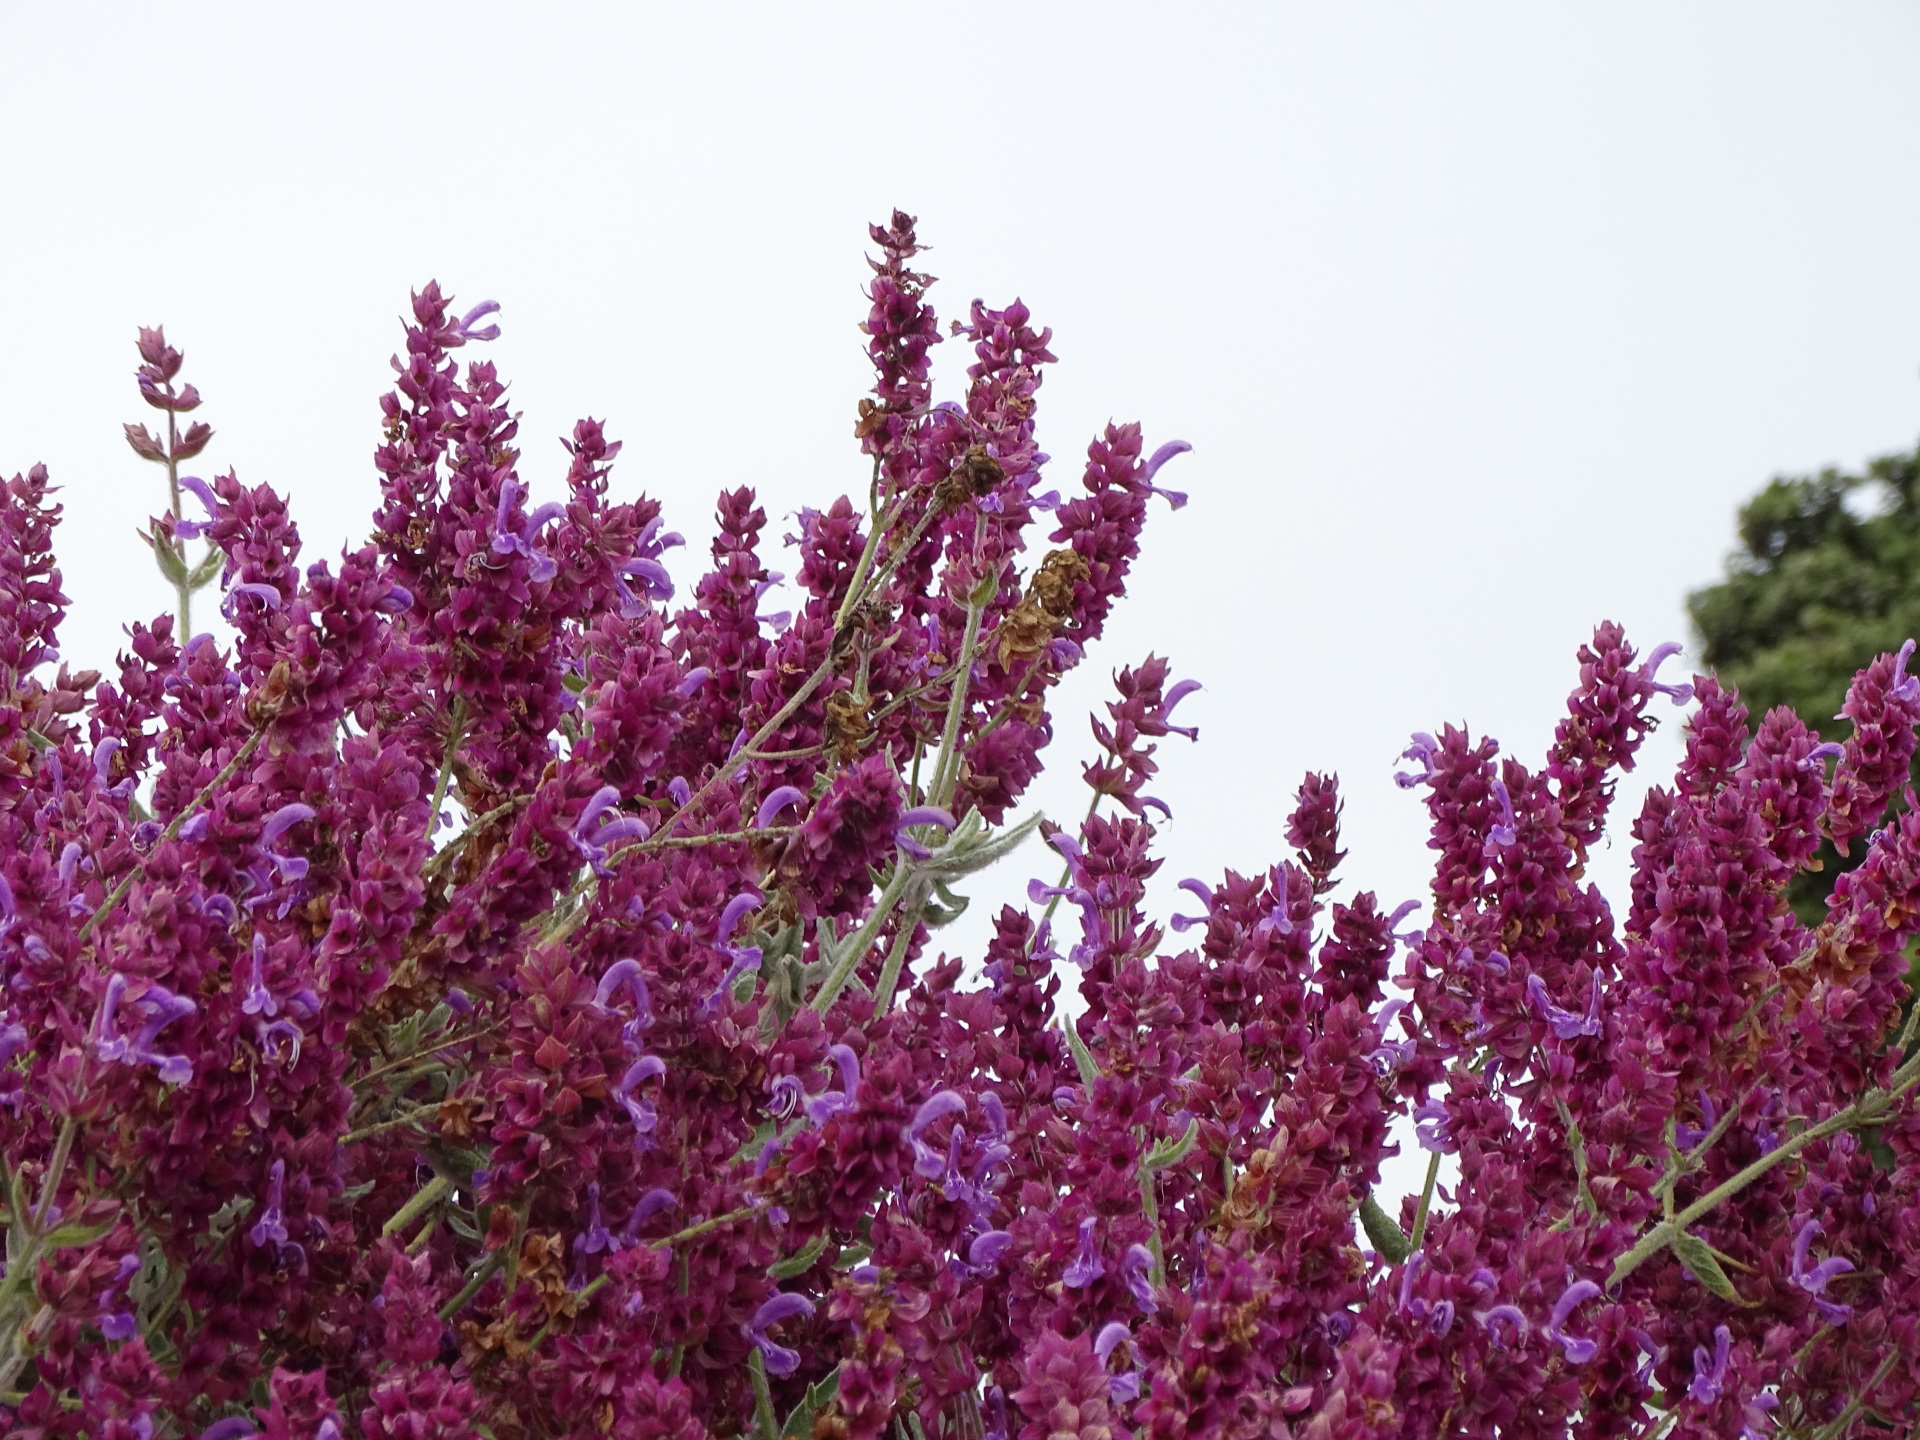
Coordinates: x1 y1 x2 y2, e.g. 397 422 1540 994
2 214 1919 1439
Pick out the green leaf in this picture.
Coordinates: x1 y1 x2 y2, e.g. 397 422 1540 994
779 1365 841 1439
338 1180 377 1205
915 810 1044 881
1670 1229 1743 1303
150 537 189 586
42 1219 116 1249
1063 1019 1098 1089
768 1233 830 1280
1143 1117 1200 1173
187 549 225 590
1358 1194 1413 1263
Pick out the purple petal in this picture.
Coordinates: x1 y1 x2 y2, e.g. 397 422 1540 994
1142 440 1191 483
754 786 806 828
717 889 764 943
906 1089 967 1141
259 803 315 849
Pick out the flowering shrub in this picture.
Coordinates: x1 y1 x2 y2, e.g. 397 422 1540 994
2 213 1920 1439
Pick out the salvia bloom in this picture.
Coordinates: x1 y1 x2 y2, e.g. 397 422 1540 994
0 218 1917 1440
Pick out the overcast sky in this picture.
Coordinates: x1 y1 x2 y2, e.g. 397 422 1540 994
6 5 1920 1188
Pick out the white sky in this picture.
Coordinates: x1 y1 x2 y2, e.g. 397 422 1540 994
6 5 1920 1198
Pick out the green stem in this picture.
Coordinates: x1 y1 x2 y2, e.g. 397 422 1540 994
1649 1091 1745 1204
437 1249 507 1321
380 1173 452 1240
811 866 912 1013
832 495 904 632
31 1119 77 1231
429 697 468 833
1611 1053 1920 1288
342 1102 442 1145
1409 1150 1442 1250
77 726 267 947
351 1023 501 1091
926 598 987 810
748 1347 780 1440
423 793 526 883
164 395 191 638
1808 1344 1901 1440
646 1203 760 1252
870 888 928 1020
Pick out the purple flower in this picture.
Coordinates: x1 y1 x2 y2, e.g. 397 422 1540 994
1689 1324 1731 1405
199 1423 259 1440
570 786 650 876
456 300 502 343
754 786 807 827
803 1044 861 1126
1485 777 1518 852
744 1291 815 1377
1789 1220 1854 1325
895 805 956 861
1094 1319 1143 1403
97 1251 141 1340
221 581 285 620
619 1188 678 1244
258 802 315 881
1642 641 1695 706
1413 1100 1452 1153
1543 1279 1601 1365
1395 732 1440 789
1140 439 1191 509
1063 1216 1105 1289
1479 1304 1528 1349
248 1159 289 1249
488 480 564 582
1121 1242 1158 1314
905 1089 966 1178
952 1229 1014 1277
241 934 277 1017
614 1055 667 1145
172 474 221 539
576 1182 618 1257
592 957 654 1048
94 975 196 1084
1526 971 1603 1041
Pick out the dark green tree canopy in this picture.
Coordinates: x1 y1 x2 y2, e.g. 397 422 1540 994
1691 440 1920 919
1691 443 1920 731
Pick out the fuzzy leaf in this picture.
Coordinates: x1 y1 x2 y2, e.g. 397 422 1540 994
1144 1117 1201 1173
1358 1194 1413 1263
1671 1229 1743 1303
916 810 1044 880
768 1233 831 1279
1063 1019 1098 1089
42 1219 117 1249
780 1366 841 1439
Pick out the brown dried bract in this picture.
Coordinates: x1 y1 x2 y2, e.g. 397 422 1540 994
997 549 1090 667
823 689 872 763
933 444 1006 512
1029 548 1088 617
245 660 293 728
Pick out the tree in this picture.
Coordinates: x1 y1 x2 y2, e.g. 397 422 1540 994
1690 440 1920 918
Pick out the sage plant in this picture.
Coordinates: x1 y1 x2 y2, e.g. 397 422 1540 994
2 214 1919 1439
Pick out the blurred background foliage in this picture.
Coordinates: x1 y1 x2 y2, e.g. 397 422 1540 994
1691 441 1920 923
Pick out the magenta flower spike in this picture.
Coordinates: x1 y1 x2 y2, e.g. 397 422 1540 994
5 218 1920 1437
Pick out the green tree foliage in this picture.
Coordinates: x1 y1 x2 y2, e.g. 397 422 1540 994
1690 441 1920 918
